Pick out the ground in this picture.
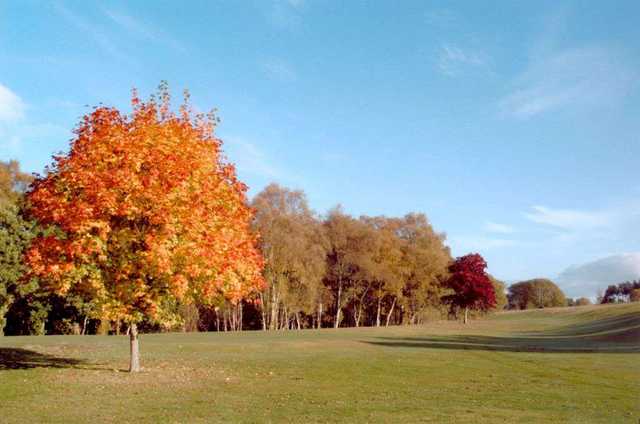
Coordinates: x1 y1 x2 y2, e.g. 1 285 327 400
1 303 638 423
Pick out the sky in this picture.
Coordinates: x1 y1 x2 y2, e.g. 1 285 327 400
1 0 639 298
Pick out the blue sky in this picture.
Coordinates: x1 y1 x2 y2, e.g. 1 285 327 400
1 1 639 297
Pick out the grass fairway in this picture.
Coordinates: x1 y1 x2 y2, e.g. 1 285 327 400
1 303 638 423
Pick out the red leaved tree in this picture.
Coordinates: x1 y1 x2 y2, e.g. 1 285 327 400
24 85 264 371
442 253 496 324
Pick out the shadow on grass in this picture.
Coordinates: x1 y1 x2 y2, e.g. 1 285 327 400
523 313 640 337
0 348 86 370
362 312 640 354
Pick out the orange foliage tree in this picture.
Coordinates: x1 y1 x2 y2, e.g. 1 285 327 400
24 85 264 371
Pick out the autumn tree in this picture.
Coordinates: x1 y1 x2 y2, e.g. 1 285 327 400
359 217 406 327
442 253 496 324
333 217 386 328
507 279 566 309
489 276 507 311
0 204 37 335
574 297 592 306
0 160 33 205
24 86 264 371
324 208 373 328
601 281 640 303
252 184 327 330
395 213 451 325
0 160 36 336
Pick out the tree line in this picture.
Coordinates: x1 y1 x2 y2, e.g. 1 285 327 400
1 157 503 336
4 156 602 338
1 86 627 346
600 280 640 304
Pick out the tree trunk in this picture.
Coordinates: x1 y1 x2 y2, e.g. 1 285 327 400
376 297 382 327
356 299 362 327
464 307 469 324
353 295 363 328
129 323 141 373
270 288 279 331
334 282 342 329
81 316 89 335
295 312 301 330
385 297 397 327
355 285 369 328
317 302 323 329
259 293 267 331
281 306 288 331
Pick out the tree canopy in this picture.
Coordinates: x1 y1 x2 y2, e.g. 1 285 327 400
252 183 327 330
23 86 264 370
507 279 566 309
601 280 640 304
442 253 496 323
0 160 36 336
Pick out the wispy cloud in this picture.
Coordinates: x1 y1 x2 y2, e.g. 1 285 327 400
262 58 297 82
1 120 69 158
557 252 640 298
484 222 515 234
223 136 284 180
436 43 490 77
286 0 305 8
54 3 128 61
102 8 186 53
0 83 25 123
500 45 638 118
425 9 458 27
267 0 306 30
449 235 519 252
0 83 27 154
524 205 611 230
0 83 69 158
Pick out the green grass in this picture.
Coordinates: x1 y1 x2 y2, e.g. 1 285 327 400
1 303 638 423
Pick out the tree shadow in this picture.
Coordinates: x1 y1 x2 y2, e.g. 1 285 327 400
0 348 86 370
522 313 640 338
362 312 640 354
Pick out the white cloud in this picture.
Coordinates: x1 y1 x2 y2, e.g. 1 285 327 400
524 205 611 230
262 58 297 82
484 222 515 234
0 83 25 123
500 45 638 118
557 253 640 298
0 121 69 157
436 44 490 77
0 83 70 156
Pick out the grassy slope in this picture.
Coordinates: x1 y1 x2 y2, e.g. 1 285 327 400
0 302 638 423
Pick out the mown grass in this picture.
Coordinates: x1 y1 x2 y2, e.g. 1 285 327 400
1 303 638 423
